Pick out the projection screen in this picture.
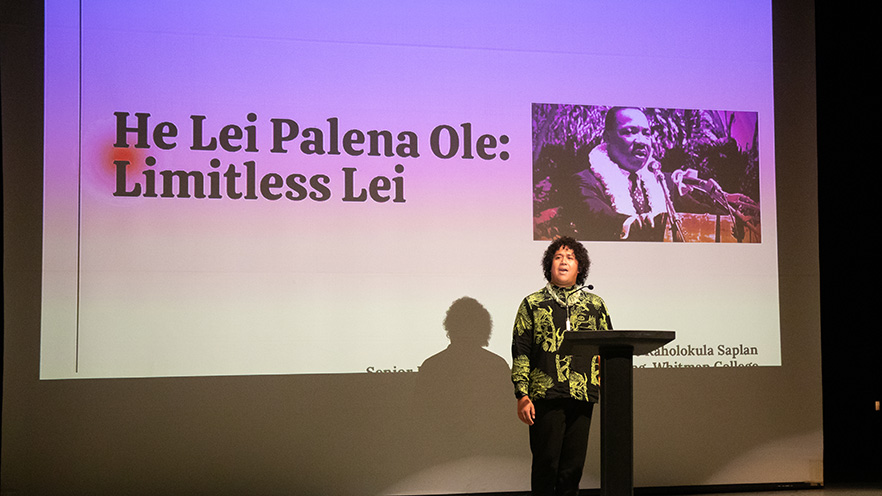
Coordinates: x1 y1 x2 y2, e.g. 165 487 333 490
41 0 780 379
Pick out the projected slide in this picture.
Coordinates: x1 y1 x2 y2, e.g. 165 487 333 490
42 0 780 379
533 104 760 243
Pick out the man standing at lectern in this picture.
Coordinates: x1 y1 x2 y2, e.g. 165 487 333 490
511 236 613 496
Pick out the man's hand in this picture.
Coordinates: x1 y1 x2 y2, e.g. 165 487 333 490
621 213 655 239
517 396 535 425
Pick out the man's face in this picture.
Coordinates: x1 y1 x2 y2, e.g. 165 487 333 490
550 247 578 288
605 108 653 173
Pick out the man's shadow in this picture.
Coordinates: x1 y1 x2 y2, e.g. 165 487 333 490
410 296 518 461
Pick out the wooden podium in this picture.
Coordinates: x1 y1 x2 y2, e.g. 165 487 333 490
561 330 675 496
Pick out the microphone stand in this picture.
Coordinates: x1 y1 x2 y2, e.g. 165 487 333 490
650 164 686 242
564 284 594 332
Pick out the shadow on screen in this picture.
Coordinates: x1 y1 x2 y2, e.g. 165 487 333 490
379 296 527 493
411 297 514 454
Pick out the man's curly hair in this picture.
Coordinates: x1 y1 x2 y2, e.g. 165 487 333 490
541 236 591 286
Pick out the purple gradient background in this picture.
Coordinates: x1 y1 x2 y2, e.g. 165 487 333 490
43 0 779 378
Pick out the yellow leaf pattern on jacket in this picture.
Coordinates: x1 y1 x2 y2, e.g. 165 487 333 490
510 285 612 403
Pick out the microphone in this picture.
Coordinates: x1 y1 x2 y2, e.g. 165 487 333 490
662 165 713 193
680 174 727 207
565 284 594 331
681 175 711 190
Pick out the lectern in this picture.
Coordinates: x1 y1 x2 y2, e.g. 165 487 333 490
561 330 675 496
